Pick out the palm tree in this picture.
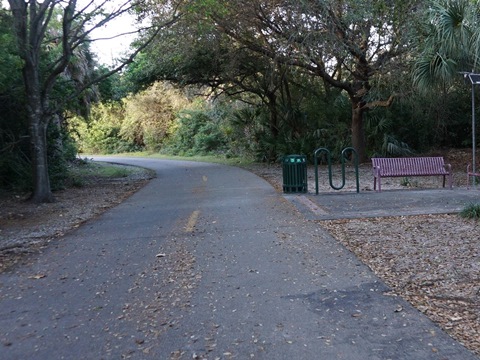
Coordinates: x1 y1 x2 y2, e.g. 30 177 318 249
414 0 480 182
413 0 480 90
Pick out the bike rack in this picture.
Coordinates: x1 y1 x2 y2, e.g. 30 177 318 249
314 147 360 194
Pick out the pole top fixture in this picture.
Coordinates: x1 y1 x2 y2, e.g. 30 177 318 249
463 72 480 84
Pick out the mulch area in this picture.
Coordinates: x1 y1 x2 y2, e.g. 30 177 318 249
320 215 480 356
244 148 480 356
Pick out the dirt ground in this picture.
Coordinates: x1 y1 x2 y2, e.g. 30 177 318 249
0 150 479 356
0 165 153 272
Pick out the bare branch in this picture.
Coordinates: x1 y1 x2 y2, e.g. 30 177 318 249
64 12 182 104
362 95 395 110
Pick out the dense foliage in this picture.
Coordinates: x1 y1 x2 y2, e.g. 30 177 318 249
1 0 480 195
112 0 477 161
0 3 95 192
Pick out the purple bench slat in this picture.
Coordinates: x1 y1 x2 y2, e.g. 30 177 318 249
372 157 453 192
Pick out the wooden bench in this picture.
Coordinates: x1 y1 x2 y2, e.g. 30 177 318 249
372 157 453 192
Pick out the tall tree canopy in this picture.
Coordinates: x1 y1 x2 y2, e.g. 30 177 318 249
219 0 423 161
5 0 180 202
139 0 424 161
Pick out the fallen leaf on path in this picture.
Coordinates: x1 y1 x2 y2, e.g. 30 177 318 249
28 274 46 279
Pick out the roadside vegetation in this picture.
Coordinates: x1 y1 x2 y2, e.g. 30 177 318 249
66 160 147 187
460 203 480 221
1 0 480 199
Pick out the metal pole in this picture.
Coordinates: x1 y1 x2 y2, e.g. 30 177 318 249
473 83 477 188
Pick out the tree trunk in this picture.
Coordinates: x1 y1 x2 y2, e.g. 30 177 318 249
266 92 279 139
265 92 279 161
29 119 54 203
24 53 54 203
8 0 54 203
351 100 367 163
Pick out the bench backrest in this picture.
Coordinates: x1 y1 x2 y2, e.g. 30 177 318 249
372 157 448 176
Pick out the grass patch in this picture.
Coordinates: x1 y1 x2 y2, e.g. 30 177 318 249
92 164 131 178
70 161 130 177
459 203 480 220
67 159 142 187
400 177 411 187
399 177 419 188
80 152 256 167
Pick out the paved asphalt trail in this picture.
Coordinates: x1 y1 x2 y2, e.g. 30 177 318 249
0 158 477 359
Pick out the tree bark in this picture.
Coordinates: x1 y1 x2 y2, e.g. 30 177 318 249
266 92 279 161
29 120 53 203
351 99 367 163
9 0 55 203
266 92 279 139
24 56 54 203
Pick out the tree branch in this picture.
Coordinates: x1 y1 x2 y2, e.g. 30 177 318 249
63 11 182 105
362 95 395 110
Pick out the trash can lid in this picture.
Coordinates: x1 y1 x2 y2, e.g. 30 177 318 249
284 155 306 163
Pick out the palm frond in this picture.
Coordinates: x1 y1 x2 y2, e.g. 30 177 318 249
413 51 457 90
414 0 478 90
382 134 414 157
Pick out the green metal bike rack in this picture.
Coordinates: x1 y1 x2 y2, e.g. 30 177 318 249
314 147 360 194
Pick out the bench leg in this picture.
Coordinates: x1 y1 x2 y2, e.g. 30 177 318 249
443 174 453 189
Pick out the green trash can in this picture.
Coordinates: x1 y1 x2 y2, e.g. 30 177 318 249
282 155 307 193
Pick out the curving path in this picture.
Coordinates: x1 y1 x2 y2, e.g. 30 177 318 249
0 158 477 359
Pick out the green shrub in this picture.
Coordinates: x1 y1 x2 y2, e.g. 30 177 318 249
459 203 480 221
69 102 140 154
121 82 189 152
164 106 230 156
47 122 80 190
0 144 32 191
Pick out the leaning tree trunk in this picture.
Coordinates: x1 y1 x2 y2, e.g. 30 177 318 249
351 100 367 163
